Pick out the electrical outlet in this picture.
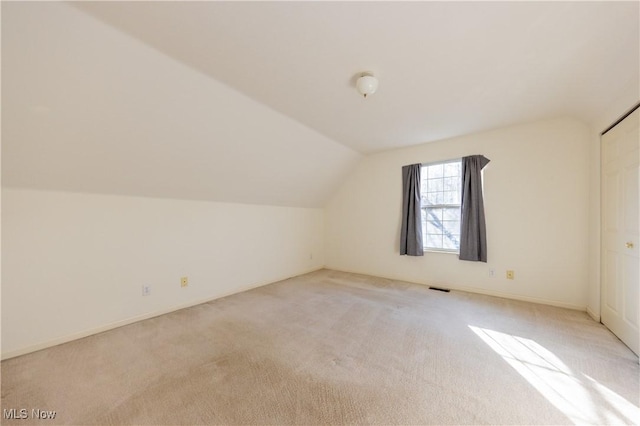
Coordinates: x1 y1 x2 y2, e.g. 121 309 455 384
489 269 495 277
142 285 151 296
181 277 188 288
506 270 515 280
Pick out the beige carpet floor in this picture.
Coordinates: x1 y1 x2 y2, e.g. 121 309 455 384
1 269 638 425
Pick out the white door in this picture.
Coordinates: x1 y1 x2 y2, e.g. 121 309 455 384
601 106 639 355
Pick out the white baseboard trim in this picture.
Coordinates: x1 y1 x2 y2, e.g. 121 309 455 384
586 306 601 322
326 267 587 312
454 284 586 311
1 266 324 361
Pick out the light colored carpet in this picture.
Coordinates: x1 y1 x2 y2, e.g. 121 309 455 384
1 269 638 425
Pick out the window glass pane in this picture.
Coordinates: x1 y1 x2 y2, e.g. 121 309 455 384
426 220 441 234
428 164 444 179
443 191 458 204
443 177 460 191
444 162 460 177
443 220 460 234
425 192 439 205
427 178 443 192
443 235 459 250
425 207 443 221
421 160 462 251
426 234 442 247
443 207 460 221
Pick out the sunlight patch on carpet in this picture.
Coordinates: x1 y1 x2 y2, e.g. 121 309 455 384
469 325 639 425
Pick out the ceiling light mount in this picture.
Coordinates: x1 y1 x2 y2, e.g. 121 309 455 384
356 72 379 98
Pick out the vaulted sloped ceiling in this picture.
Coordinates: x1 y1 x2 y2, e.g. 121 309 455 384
2 1 638 207
2 2 361 208
73 0 639 152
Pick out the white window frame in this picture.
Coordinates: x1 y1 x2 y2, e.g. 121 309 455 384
420 159 462 253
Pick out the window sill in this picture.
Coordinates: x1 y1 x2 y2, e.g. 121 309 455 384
423 248 459 255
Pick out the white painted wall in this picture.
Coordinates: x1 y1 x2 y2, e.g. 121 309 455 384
325 118 591 309
1 188 324 359
2 1 349 360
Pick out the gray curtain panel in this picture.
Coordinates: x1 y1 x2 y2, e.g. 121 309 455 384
400 164 424 256
459 155 490 262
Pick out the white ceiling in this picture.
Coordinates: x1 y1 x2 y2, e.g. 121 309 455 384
2 1 638 207
73 1 639 153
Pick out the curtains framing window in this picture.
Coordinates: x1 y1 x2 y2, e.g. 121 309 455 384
459 155 490 262
400 164 424 256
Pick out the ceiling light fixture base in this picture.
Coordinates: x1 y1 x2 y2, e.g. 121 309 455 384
356 72 379 98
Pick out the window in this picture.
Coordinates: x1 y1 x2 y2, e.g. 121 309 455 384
420 160 462 252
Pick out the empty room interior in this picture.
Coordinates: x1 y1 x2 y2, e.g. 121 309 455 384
1 1 639 425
